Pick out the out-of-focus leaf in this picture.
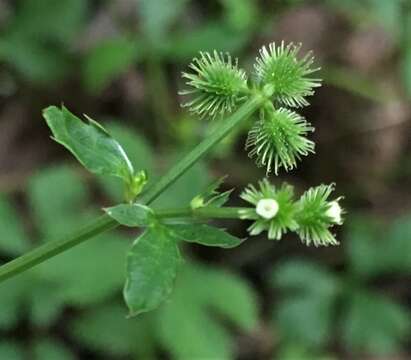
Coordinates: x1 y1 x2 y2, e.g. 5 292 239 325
30 284 66 327
68 303 156 357
0 196 29 255
342 290 411 354
32 338 75 360
0 37 70 84
43 106 134 183
157 262 258 359
167 22 250 61
0 0 87 84
0 276 28 330
220 0 258 31
34 232 128 306
277 345 336 360
97 122 154 202
170 224 244 248
105 203 153 227
83 37 140 94
272 260 339 348
28 166 88 239
0 341 25 360
152 161 210 208
138 0 189 43
6 0 87 44
124 225 181 316
347 215 411 277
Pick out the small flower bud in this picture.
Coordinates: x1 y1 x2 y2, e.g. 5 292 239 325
326 200 343 225
256 198 279 220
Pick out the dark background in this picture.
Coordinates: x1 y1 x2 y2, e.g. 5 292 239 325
0 0 411 359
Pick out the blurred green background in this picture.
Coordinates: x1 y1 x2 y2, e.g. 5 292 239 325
1 0 411 359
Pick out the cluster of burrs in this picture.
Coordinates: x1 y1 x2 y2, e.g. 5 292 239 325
181 42 344 246
181 41 321 175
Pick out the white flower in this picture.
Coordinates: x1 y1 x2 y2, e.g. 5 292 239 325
326 201 342 225
256 198 279 220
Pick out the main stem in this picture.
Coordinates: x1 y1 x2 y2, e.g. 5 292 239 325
0 97 263 282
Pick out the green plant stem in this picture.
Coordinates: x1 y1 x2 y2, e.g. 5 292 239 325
156 206 252 220
0 215 117 282
0 96 263 283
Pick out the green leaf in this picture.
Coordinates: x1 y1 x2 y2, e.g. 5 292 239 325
105 203 154 227
6 0 87 44
347 215 411 278
0 341 25 360
28 166 88 239
0 196 29 255
43 106 134 183
157 262 258 359
167 22 250 61
139 0 189 43
170 224 244 248
152 161 210 208
32 338 75 360
68 303 156 358
342 290 411 354
97 122 154 202
83 37 140 94
35 232 128 306
124 225 181 316
272 260 339 348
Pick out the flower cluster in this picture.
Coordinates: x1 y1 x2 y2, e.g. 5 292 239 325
240 179 344 246
181 41 321 174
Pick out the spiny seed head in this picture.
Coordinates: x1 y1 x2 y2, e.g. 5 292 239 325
254 41 321 108
240 179 298 240
180 51 248 120
246 107 315 175
295 184 344 247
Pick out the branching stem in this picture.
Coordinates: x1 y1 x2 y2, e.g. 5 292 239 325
0 96 264 283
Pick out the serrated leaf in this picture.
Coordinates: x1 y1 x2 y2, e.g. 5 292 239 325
97 122 154 202
42 106 134 183
342 290 411 354
124 225 181 316
105 203 153 227
170 223 244 248
157 262 258 359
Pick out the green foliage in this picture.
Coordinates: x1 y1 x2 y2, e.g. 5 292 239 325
0 0 87 84
170 223 244 248
83 37 140 94
271 214 411 356
124 225 182 316
156 262 258 359
43 106 135 184
105 203 154 227
246 107 314 174
0 196 29 255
